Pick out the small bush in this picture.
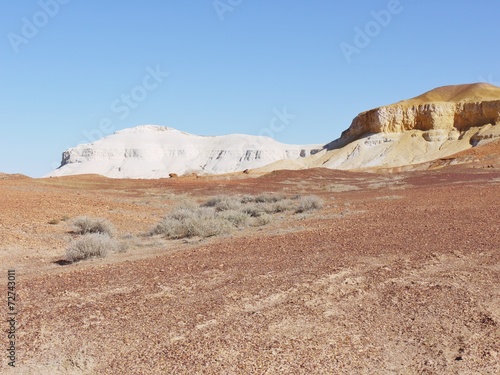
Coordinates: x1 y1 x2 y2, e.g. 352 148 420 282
243 200 295 215
295 195 324 213
218 209 251 227
253 193 286 203
242 203 267 217
269 199 297 213
202 195 242 212
151 207 231 239
66 233 117 262
254 213 272 226
240 195 257 204
72 217 116 237
174 198 199 210
151 193 322 240
48 218 60 225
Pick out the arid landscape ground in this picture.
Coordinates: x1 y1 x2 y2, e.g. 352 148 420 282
1 142 500 374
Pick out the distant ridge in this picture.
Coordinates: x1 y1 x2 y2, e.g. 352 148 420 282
0 173 30 180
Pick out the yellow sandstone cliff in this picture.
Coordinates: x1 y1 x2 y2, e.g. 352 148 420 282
333 83 500 148
255 83 500 172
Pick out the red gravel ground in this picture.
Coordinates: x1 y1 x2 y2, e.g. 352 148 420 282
1 160 499 374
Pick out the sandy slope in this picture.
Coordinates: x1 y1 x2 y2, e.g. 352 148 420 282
400 82 500 105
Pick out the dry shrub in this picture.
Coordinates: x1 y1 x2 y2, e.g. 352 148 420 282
324 184 359 193
66 233 117 262
202 195 242 212
254 213 272 226
218 209 251 227
247 193 286 203
242 203 267 217
243 199 295 215
269 199 297 213
295 195 324 213
72 217 116 237
151 193 323 239
151 207 231 239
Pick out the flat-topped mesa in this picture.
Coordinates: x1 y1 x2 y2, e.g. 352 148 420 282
49 125 322 179
335 83 500 148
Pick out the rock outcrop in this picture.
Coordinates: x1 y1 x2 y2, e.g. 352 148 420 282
256 83 500 173
328 83 500 149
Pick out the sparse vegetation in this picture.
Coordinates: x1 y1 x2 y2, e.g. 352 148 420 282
253 193 287 203
323 184 360 193
72 216 116 237
65 233 117 262
295 195 324 213
151 193 323 239
118 234 139 253
151 206 231 239
255 213 272 226
203 195 242 212
62 217 129 263
218 209 251 227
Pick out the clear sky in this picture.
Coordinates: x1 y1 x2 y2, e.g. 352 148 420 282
1 0 500 177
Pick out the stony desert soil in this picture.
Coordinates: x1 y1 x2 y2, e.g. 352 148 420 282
1 161 499 374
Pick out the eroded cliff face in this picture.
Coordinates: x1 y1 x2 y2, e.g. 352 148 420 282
261 84 500 172
337 100 500 147
49 125 322 179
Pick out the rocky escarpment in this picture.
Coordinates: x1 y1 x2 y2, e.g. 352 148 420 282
328 83 500 149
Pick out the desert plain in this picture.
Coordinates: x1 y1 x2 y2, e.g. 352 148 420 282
1 140 500 374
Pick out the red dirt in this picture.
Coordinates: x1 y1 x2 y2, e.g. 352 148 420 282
1 164 499 374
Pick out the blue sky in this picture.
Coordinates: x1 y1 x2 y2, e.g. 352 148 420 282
1 0 500 177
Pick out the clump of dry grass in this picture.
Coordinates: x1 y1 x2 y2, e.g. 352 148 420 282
63 217 131 263
65 233 117 262
254 213 272 226
323 184 359 193
218 209 251 227
202 196 242 212
72 217 116 237
295 195 324 213
151 206 231 239
151 193 323 239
